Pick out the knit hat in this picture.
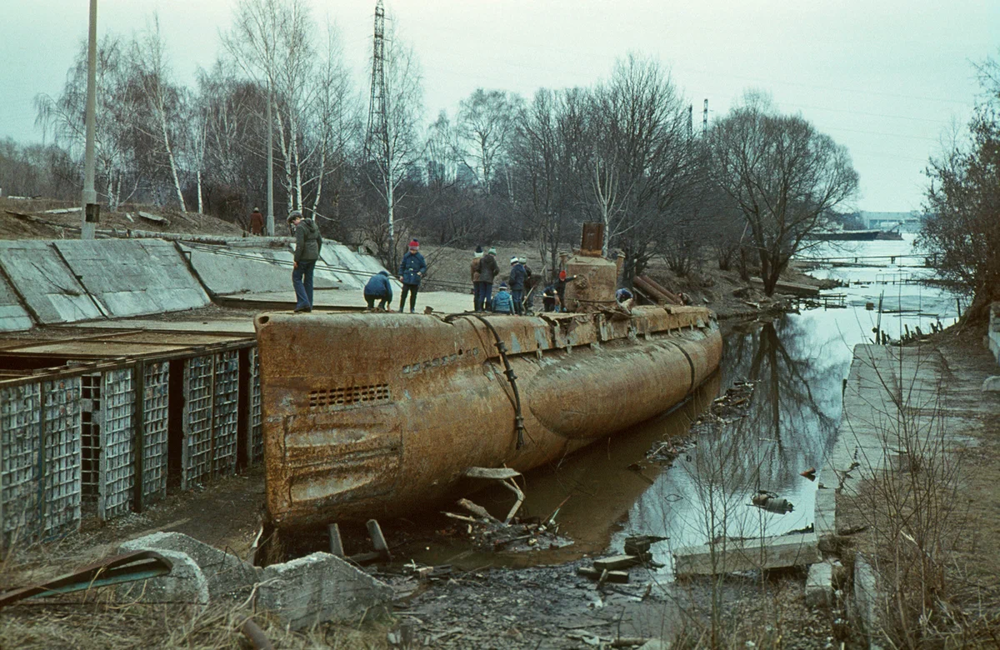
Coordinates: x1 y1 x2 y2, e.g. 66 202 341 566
510 256 518 265
519 257 527 264
408 239 419 249
287 210 302 223
499 282 509 289
488 247 496 255
559 270 567 280
475 245 483 258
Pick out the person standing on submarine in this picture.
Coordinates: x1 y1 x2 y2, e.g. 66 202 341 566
397 239 427 313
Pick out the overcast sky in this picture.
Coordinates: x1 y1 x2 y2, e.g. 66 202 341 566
3 0 998 212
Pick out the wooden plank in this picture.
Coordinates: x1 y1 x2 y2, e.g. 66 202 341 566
464 467 522 480
672 533 822 577
593 555 641 571
576 567 629 583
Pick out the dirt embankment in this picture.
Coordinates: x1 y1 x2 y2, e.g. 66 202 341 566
0 197 244 239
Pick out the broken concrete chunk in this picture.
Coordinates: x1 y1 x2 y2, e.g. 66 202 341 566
805 560 834 608
593 554 641 571
115 548 209 611
982 376 1000 392
672 532 822 577
256 552 393 631
138 211 169 225
118 531 259 602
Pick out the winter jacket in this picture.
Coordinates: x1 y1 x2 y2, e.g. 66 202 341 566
471 257 482 283
398 251 427 286
478 253 500 284
293 218 322 262
491 289 514 314
364 271 393 300
508 263 527 291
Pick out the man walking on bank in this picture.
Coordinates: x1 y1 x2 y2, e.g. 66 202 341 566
289 210 322 313
398 239 427 313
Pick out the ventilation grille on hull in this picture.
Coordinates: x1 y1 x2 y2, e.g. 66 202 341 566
309 384 390 411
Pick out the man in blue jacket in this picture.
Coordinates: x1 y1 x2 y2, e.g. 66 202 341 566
508 256 527 315
397 239 427 313
364 270 393 310
491 282 514 314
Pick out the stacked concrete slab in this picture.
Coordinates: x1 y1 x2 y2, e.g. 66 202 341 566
0 241 105 324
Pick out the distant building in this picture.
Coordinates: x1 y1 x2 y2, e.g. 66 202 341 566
859 211 925 233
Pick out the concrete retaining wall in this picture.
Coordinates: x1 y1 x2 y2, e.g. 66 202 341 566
55 240 210 318
0 241 105 324
0 273 33 331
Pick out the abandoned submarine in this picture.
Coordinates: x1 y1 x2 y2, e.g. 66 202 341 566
254 243 723 530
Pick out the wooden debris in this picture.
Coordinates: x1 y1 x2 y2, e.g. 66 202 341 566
458 498 500 522
366 519 391 558
623 535 667 556
593 555 641 571
576 567 629 583
672 532 822 577
464 467 522 480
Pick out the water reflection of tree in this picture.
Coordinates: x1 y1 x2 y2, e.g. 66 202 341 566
718 317 842 492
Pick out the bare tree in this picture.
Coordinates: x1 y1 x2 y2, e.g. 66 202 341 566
130 17 188 212
708 91 858 295
588 53 697 282
456 89 522 195
36 35 140 210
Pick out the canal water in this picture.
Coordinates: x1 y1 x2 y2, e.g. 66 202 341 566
397 235 961 575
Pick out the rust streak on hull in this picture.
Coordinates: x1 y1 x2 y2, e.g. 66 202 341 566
254 306 722 528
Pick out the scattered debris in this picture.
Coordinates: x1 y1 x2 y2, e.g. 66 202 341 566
115 547 210 611
800 467 817 481
440 496 572 553
751 491 795 514
138 211 169 225
576 567 629 584
0 551 172 608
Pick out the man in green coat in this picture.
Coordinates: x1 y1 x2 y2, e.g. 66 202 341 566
288 210 322 312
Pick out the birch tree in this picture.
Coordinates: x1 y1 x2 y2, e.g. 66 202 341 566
457 89 522 195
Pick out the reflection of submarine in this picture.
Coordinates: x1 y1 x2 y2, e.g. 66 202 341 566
255 232 722 530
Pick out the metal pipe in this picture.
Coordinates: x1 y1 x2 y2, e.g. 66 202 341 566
81 0 98 240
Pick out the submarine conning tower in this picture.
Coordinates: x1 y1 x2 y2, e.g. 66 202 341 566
563 222 619 313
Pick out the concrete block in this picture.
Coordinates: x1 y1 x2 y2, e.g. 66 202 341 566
0 240 104 324
638 640 671 650
673 533 822 577
853 553 882 648
805 561 833 608
257 551 392 631
115 548 209 611
119 531 259 602
0 274 32 331
982 376 1000 392
54 240 209 317
814 486 837 552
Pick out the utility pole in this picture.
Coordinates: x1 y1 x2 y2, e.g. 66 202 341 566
364 0 392 258
266 80 274 235
702 99 709 135
687 104 693 138
81 0 99 239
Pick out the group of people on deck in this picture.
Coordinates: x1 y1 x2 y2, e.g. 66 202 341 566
284 212 603 316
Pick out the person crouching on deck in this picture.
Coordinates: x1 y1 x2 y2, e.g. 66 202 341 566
364 270 393 310
492 282 514 314
398 239 427 313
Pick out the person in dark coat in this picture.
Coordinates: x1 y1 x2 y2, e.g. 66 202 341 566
289 210 322 312
249 207 264 235
542 284 560 312
364 270 393 310
492 282 514 314
477 247 500 311
508 256 527 315
470 245 483 311
397 239 427 313
555 270 577 311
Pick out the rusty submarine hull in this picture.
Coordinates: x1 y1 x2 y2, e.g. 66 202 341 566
254 305 722 529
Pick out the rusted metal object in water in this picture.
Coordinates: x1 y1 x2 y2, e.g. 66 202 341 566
255 301 722 530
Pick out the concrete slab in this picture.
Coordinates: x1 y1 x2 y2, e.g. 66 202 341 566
672 533 822 577
60 319 256 335
54 240 210 318
256 551 393 630
0 273 33 331
181 243 340 295
119 532 259 602
805 560 834 608
115 548 209 611
0 240 105 324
